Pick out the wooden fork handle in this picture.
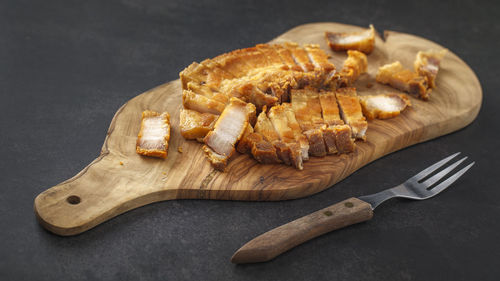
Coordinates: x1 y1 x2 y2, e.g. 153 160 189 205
231 197 373 264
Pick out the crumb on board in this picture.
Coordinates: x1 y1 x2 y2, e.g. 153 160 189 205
162 172 166 175
178 146 183 153
119 161 124 165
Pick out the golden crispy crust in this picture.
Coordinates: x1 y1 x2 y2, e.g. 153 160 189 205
335 88 368 140
325 25 376 54
304 44 336 73
179 109 218 140
136 110 171 159
360 94 411 120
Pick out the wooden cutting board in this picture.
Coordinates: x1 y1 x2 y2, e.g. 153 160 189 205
34 22 482 236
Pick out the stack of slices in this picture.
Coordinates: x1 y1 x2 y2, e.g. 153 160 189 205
179 42 370 171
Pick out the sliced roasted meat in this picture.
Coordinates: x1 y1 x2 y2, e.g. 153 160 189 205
290 87 324 131
136 110 171 159
414 49 447 89
325 25 376 54
182 90 226 115
339 50 368 87
333 125 356 153
235 124 255 154
376 61 430 100
268 104 304 169
359 94 411 120
179 109 218 141
203 98 256 171
336 87 368 140
283 103 310 161
318 89 344 126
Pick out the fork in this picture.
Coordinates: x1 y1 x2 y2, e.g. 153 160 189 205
231 152 474 264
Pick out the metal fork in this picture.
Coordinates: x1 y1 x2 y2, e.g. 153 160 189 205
232 152 474 264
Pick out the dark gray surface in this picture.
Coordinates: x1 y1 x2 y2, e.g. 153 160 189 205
1 0 499 280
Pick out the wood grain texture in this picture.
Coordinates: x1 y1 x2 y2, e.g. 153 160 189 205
231 197 373 264
34 22 482 236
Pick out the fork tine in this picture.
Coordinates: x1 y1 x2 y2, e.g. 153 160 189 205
409 152 461 182
421 157 468 188
427 162 475 196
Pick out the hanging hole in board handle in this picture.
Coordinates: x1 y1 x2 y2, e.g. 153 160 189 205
66 195 81 205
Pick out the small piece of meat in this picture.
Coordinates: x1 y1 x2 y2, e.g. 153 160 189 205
203 98 256 171
339 50 368 87
179 109 218 141
376 61 430 100
272 140 293 166
318 89 344 126
304 44 336 73
414 49 448 89
228 82 278 111
304 129 327 157
272 44 302 71
360 94 411 120
333 125 356 153
290 87 325 131
236 124 255 154
325 25 376 54
182 90 226 114
336 87 368 141
136 110 171 159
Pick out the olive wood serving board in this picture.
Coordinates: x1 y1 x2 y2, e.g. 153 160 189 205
34 22 482 236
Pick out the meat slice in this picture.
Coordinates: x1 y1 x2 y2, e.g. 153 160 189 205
254 108 280 142
136 110 171 159
325 25 376 54
376 61 430 100
211 51 256 78
339 50 368 87
414 49 447 89
321 126 338 154
284 42 316 72
318 89 344 126
182 90 226 114
268 104 303 169
333 125 356 153
304 44 336 73
304 129 327 157
199 58 236 87
179 109 218 141
203 98 256 171
336 87 368 140
283 103 310 161
359 94 411 120
290 87 325 131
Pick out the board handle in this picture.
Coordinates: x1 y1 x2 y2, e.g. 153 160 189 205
231 197 373 263
34 155 178 236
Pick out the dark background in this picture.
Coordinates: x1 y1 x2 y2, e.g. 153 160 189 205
1 0 499 280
